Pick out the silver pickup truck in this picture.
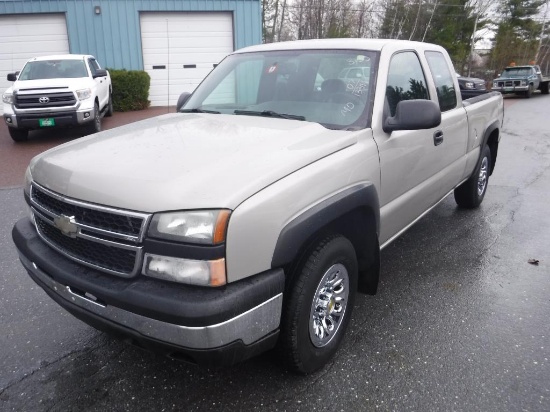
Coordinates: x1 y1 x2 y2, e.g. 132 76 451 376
13 39 503 374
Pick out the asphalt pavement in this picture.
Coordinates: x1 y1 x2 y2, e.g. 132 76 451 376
0 95 549 411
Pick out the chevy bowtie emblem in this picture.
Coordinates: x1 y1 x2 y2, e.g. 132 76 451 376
39 96 50 104
53 215 79 238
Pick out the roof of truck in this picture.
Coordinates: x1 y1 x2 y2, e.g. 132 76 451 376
235 38 436 54
26 54 93 62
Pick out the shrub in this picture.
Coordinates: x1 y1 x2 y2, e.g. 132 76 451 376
108 69 150 111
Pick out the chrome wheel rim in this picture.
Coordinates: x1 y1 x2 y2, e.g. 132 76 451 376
477 156 488 196
309 263 349 348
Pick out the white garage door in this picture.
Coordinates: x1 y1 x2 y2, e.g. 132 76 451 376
0 13 70 114
140 12 234 107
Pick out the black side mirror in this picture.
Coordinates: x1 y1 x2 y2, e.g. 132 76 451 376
93 69 108 78
7 73 17 81
383 100 441 133
176 92 192 112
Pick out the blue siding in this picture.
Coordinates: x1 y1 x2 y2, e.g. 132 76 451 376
0 0 262 69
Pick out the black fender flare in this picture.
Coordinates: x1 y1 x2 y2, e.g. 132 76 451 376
481 119 500 175
271 183 380 294
481 119 500 148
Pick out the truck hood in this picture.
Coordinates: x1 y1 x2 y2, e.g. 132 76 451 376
13 77 92 92
30 113 356 212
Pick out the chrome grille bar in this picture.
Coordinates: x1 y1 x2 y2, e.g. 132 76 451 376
29 183 152 277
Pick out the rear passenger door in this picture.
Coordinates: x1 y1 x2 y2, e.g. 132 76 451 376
424 51 468 197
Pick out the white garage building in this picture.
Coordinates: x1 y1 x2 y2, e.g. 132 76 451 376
0 0 262 111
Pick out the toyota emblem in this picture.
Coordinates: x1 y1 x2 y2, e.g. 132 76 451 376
39 96 50 104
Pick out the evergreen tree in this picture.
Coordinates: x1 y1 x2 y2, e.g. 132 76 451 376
491 0 546 71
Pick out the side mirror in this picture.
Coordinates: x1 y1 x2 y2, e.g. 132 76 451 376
7 73 17 81
176 92 191 112
383 100 441 133
93 69 108 78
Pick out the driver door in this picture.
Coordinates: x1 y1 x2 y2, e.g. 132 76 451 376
373 51 443 244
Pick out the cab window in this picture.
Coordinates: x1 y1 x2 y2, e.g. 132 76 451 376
385 52 429 117
425 51 457 112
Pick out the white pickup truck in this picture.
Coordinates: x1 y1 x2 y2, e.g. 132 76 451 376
13 39 503 374
2 54 112 142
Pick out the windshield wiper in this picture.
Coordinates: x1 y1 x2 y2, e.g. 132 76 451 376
234 110 305 121
180 108 221 114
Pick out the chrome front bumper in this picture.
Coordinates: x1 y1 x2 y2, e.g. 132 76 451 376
18 252 283 350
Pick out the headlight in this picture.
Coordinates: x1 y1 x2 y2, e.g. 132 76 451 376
2 92 14 104
148 210 231 244
521 80 527 86
464 82 474 89
493 82 498 88
76 88 92 100
143 254 226 286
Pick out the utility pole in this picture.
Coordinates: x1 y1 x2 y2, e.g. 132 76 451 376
468 13 479 77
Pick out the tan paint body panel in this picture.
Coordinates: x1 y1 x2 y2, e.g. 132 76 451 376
30 113 356 212
226 130 380 282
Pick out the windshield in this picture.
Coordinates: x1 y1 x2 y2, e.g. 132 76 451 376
182 49 378 130
501 67 533 77
19 59 88 80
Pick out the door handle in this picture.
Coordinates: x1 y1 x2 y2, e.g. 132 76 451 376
433 130 444 146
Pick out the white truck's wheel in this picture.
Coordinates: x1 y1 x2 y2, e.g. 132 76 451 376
83 102 101 135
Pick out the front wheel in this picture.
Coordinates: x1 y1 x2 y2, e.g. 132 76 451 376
454 144 491 208
83 102 101 136
279 235 358 374
9 128 29 142
525 85 533 98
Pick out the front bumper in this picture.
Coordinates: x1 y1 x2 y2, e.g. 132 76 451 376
491 85 529 93
13 217 285 366
3 107 95 129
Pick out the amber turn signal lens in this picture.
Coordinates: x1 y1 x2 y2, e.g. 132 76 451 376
213 210 231 244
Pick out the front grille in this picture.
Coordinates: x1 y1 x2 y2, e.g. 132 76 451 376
35 214 138 275
499 80 521 87
31 186 144 237
29 183 150 277
15 92 76 109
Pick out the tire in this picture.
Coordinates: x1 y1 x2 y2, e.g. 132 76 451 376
84 102 101 135
8 128 29 142
525 85 533 98
279 235 358 374
541 82 549 95
105 92 113 117
454 144 491 208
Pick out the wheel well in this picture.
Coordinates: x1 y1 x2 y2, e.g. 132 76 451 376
486 129 499 175
284 207 380 295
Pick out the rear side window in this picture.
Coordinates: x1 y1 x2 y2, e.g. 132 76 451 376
386 52 429 117
425 51 457 112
